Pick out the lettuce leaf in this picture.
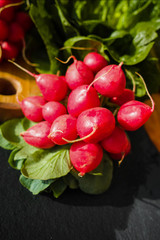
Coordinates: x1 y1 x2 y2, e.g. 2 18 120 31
26 0 160 96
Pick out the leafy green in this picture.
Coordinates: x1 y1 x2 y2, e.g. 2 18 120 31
21 145 72 180
0 119 25 149
63 35 109 61
27 0 160 84
50 178 67 198
0 128 15 150
19 175 55 195
63 173 79 189
8 148 24 170
0 116 115 197
21 118 37 130
71 153 113 195
104 21 158 65
14 145 38 161
0 118 38 170
55 0 80 37
0 119 25 147
29 0 61 73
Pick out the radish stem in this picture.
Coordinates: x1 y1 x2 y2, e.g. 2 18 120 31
0 1 24 13
8 60 36 78
62 126 97 143
87 65 114 92
135 72 155 112
55 55 76 64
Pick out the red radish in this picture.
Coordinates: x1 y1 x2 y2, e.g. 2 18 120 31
101 126 129 154
83 52 108 74
110 89 135 106
15 11 33 32
70 141 103 176
0 0 15 22
1 41 19 59
109 140 131 160
117 100 154 131
65 56 94 90
42 101 67 124
67 85 100 117
0 19 9 41
8 61 69 101
20 121 55 149
18 96 46 122
76 107 115 143
49 114 77 145
8 22 25 43
59 75 66 82
117 72 154 131
93 63 126 97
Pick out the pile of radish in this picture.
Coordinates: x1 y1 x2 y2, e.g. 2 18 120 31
9 51 154 177
0 0 32 62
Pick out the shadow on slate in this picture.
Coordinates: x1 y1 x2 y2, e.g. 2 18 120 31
0 126 160 240
43 126 160 207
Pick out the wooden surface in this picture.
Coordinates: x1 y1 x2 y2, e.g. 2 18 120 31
144 93 160 152
0 59 40 121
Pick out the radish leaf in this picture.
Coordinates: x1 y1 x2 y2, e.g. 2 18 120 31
21 146 72 180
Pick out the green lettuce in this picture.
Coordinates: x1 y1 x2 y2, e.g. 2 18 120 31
25 0 160 95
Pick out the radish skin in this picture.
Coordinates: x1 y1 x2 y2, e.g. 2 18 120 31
83 52 108 74
110 89 135 106
67 85 100 117
117 100 153 131
65 57 94 90
93 63 126 97
101 126 129 154
42 101 67 124
20 121 55 149
49 114 77 145
77 107 115 143
18 96 46 122
70 141 103 176
8 61 69 101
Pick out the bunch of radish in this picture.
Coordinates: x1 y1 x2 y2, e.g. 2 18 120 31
9 51 154 177
0 0 32 62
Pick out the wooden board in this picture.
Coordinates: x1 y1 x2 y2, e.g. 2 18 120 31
0 59 40 122
144 93 160 152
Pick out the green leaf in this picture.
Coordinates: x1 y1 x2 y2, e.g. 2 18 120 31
21 118 37 130
55 0 79 38
19 175 54 195
29 0 61 73
105 21 158 65
63 173 79 189
21 145 72 180
27 0 160 70
14 145 38 161
50 178 67 198
8 148 24 170
72 153 113 195
125 68 147 97
0 119 25 147
115 0 153 30
0 128 15 150
131 22 158 47
63 36 109 61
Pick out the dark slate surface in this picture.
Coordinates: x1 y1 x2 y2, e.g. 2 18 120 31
0 127 160 240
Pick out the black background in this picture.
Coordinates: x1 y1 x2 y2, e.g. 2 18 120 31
0 127 160 240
